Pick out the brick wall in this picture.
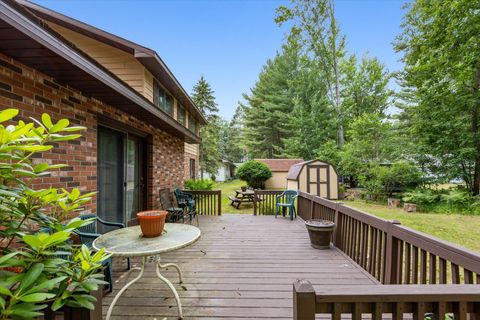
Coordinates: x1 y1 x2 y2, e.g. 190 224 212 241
0 52 186 215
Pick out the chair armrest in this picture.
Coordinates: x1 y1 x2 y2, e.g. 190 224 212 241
96 217 125 229
76 231 102 239
276 191 286 199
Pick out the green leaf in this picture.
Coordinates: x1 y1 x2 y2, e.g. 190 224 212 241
0 109 18 123
16 263 44 294
33 163 50 173
41 113 53 128
16 145 53 152
0 296 5 309
44 231 70 247
0 252 18 266
51 134 82 142
52 298 65 311
24 276 67 295
0 283 12 296
0 188 21 198
61 126 86 132
22 235 42 250
50 119 70 133
19 292 56 302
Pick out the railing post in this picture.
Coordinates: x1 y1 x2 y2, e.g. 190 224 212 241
332 202 342 247
253 190 257 216
293 279 315 320
384 219 401 284
217 190 221 216
309 194 314 220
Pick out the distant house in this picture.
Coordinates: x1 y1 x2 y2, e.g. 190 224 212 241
0 0 206 225
255 159 304 189
203 160 236 182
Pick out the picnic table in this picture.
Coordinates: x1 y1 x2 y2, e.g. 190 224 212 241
229 189 260 209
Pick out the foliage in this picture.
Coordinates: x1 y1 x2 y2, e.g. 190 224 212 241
0 109 109 319
359 161 423 200
191 76 221 177
402 187 478 214
191 75 219 117
242 34 301 158
218 105 246 162
236 160 272 189
184 178 214 191
395 0 480 195
198 116 221 177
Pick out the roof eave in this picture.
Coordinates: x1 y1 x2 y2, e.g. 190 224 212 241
1 0 201 144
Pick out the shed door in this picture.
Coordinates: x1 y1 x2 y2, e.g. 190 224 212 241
306 165 330 198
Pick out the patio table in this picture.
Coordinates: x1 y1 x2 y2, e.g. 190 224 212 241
93 223 201 319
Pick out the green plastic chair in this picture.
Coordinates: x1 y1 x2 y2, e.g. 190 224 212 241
76 214 130 293
275 190 298 221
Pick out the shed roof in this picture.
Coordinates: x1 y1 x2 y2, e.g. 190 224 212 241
286 160 335 180
255 159 304 172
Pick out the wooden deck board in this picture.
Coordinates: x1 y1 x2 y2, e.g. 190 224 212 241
104 214 378 319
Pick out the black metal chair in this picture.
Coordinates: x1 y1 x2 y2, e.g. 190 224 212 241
174 188 199 226
159 188 185 223
76 214 130 293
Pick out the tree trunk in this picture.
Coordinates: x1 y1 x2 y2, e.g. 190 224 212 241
472 65 480 195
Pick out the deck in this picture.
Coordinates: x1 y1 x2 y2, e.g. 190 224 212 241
104 214 378 319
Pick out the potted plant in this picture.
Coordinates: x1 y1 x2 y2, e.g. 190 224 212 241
0 109 110 319
241 186 247 192
305 220 335 249
137 210 168 237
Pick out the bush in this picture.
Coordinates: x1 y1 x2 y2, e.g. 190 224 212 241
403 187 479 214
184 178 214 190
0 109 110 318
236 160 272 189
360 161 423 200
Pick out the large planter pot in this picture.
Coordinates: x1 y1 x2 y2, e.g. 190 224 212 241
305 220 335 249
136 210 168 238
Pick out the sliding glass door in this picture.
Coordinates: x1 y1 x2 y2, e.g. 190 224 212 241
97 126 146 227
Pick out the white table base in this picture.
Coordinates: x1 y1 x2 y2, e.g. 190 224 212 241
106 256 184 320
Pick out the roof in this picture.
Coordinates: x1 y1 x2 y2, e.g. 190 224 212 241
0 0 201 143
286 160 337 180
255 159 304 172
16 0 207 126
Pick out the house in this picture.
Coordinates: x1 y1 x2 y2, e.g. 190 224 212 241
0 0 206 225
203 160 236 182
255 159 304 189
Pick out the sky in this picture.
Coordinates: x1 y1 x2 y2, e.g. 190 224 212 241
35 0 408 120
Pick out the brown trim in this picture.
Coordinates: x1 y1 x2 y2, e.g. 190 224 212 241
0 0 202 143
17 0 206 125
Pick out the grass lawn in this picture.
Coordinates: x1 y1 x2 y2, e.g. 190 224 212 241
343 200 480 252
214 179 253 214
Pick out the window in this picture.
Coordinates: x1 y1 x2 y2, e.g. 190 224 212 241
189 158 196 179
188 114 197 134
177 104 186 126
153 79 173 115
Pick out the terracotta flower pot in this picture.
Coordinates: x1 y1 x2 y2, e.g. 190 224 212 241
305 219 335 249
136 210 168 238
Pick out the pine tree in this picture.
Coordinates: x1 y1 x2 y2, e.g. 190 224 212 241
242 36 301 158
191 76 219 117
191 77 221 177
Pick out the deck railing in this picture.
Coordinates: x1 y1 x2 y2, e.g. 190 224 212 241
297 191 480 284
253 190 284 215
293 279 480 320
184 190 221 216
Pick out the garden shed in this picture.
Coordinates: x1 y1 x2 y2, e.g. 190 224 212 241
286 160 339 199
